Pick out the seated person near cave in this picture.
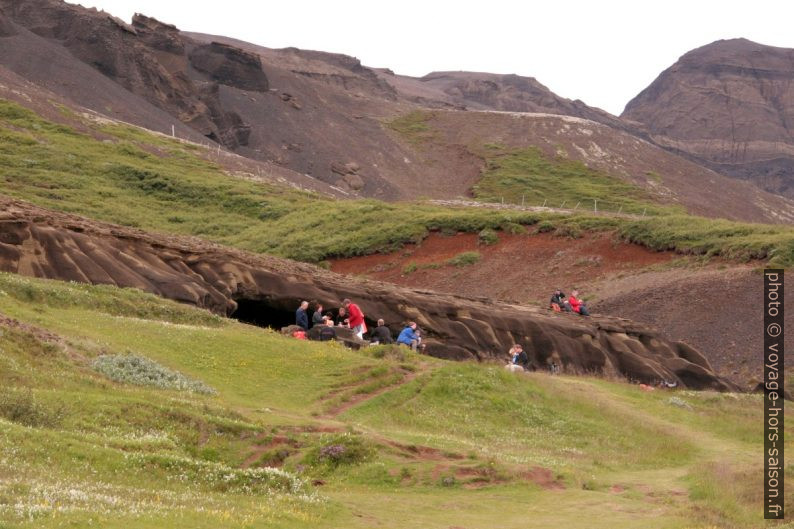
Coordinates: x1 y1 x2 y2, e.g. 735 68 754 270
549 289 572 312
336 307 349 327
371 319 393 345
397 322 425 352
318 318 337 341
505 344 528 371
568 289 590 316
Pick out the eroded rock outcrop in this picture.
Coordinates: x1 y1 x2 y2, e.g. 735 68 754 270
0 197 735 391
0 0 259 149
189 42 269 92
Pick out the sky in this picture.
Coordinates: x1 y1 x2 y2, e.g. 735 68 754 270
67 0 794 115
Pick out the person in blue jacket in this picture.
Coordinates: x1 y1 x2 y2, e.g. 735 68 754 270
397 322 425 352
295 300 309 330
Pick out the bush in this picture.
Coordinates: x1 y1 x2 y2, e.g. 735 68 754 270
130 453 308 495
537 221 555 233
303 433 374 468
92 354 217 395
403 263 418 275
478 228 499 245
0 388 65 428
446 251 481 267
502 222 527 235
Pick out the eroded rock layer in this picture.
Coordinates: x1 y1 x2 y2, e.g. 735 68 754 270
0 197 733 391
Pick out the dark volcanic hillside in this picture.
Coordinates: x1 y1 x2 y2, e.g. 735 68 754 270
623 38 794 198
2 0 794 222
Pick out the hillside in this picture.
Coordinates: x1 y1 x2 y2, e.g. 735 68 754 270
0 272 785 528
2 94 794 387
624 38 794 198
1 0 792 222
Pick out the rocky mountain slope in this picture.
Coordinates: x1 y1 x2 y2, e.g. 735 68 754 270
1 0 791 221
623 38 794 198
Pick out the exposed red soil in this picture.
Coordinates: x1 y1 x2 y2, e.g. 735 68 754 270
331 232 791 388
331 231 674 304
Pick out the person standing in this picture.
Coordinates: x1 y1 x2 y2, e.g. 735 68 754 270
295 300 309 330
312 303 325 327
343 298 365 339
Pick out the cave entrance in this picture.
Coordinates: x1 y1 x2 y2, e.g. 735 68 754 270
231 298 296 330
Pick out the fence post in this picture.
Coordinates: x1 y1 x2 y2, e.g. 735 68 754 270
642 208 647 217
574 201 580 210
541 198 546 207
594 199 597 213
171 124 175 137
617 205 622 214
560 200 566 208
522 195 526 207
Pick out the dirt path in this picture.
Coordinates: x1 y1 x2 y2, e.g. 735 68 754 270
321 367 426 419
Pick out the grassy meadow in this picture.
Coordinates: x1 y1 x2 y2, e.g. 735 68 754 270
1 99 794 266
0 272 789 528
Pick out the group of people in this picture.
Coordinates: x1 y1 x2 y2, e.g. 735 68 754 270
549 288 590 316
295 298 427 351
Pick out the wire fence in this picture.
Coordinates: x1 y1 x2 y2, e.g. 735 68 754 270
428 197 652 220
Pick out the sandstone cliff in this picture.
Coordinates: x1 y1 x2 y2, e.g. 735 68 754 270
0 196 734 391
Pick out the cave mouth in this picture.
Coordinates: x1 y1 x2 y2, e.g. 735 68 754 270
230 297 384 336
231 297 296 330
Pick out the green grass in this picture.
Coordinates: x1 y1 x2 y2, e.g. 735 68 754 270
385 110 436 145
4 98 794 267
0 272 791 527
446 251 481 267
473 146 681 215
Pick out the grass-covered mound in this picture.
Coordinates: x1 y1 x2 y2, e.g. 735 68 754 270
0 272 788 528
3 99 794 266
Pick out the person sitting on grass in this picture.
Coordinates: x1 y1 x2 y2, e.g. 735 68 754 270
568 289 590 316
505 344 528 371
371 319 393 345
549 289 572 312
397 322 425 352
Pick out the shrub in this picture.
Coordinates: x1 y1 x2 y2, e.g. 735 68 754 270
446 251 481 267
303 433 374 468
537 221 555 233
502 222 527 235
92 354 217 395
478 228 499 245
130 453 309 495
403 263 418 274
0 388 65 428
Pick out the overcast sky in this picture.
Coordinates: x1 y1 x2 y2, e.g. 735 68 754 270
68 0 794 115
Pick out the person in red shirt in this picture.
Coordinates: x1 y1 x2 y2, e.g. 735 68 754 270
343 298 365 338
568 290 590 316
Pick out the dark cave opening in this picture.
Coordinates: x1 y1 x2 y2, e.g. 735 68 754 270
230 297 296 330
231 297 388 336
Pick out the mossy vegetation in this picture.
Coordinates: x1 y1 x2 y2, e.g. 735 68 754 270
3 98 794 271
473 146 679 215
